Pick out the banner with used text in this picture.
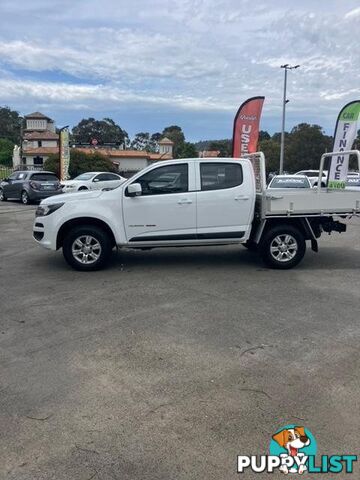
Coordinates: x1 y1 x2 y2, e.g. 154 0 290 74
60 128 70 181
328 100 360 189
232 96 265 157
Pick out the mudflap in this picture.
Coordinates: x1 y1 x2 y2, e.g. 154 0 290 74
311 239 318 252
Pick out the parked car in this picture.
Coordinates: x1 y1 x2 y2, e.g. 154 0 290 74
0 171 62 204
294 169 328 187
61 172 125 192
268 175 311 189
346 172 360 189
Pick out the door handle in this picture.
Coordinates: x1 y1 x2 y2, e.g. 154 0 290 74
234 195 249 201
178 199 192 204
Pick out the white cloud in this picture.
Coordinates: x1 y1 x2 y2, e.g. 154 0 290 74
0 0 360 135
344 7 360 19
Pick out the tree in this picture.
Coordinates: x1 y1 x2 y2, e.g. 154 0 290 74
0 106 23 144
258 139 281 173
44 150 117 178
131 132 159 152
284 123 332 172
259 130 271 141
178 142 198 158
72 117 128 146
0 138 14 167
208 139 232 157
162 125 185 158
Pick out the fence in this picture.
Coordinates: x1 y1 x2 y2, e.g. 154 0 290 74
0 164 44 179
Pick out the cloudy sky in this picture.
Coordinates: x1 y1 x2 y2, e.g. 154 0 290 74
0 0 359 140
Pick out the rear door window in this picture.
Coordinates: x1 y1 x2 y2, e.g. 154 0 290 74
200 163 243 191
16 172 27 180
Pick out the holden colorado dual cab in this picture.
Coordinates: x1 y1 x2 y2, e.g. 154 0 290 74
33 151 360 271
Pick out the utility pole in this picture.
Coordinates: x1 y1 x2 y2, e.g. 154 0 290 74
279 64 300 174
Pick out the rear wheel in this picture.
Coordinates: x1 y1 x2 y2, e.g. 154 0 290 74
259 225 306 269
21 190 30 205
0 188 7 201
78 186 88 191
63 225 113 271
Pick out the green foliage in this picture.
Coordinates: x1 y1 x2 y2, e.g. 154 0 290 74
43 154 60 177
72 117 128 146
178 142 198 158
44 149 117 179
162 125 185 158
0 138 14 167
130 132 159 152
208 139 232 157
284 123 332 172
258 139 281 173
0 106 23 144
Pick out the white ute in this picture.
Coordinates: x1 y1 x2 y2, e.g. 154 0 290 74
33 151 360 271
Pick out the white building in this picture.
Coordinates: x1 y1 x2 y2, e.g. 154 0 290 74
21 112 59 167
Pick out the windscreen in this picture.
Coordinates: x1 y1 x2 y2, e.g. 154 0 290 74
270 177 310 188
74 173 94 180
31 173 59 182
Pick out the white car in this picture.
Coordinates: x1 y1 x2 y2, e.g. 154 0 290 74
268 175 311 189
295 169 328 187
346 172 360 189
33 156 360 271
61 172 125 193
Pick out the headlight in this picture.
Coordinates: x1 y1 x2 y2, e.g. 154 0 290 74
35 203 64 217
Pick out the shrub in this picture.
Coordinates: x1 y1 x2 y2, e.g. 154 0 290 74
44 149 117 179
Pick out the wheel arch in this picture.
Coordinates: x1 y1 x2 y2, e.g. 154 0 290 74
56 217 116 250
261 218 312 241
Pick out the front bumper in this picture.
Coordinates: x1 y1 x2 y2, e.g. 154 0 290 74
33 216 58 250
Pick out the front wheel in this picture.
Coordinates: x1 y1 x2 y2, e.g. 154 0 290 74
259 225 306 269
63 225 113 271
0 188 7 201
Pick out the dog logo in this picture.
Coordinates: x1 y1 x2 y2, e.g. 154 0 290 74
270 425 317 475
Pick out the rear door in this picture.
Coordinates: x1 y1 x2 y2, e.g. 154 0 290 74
195 161 255 240
123 162 197 243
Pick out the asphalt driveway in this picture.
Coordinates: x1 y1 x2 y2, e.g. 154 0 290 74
0 201 359 479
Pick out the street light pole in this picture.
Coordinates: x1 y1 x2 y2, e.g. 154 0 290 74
279 64 300 174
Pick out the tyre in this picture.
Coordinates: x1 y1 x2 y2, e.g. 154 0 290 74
21 190 30 205
259 225 306 269
63 225 113 271
0 188 7 201
78 186 88 191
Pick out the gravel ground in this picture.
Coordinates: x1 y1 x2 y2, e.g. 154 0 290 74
0 201 359 479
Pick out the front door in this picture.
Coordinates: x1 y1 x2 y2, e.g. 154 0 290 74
4 172 18 197
12 172 28 199
123 162 197 243
195 161 254 240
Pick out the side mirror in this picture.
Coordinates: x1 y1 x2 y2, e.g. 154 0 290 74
93 178 100 182
127 183 142 197
3 177 9 182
